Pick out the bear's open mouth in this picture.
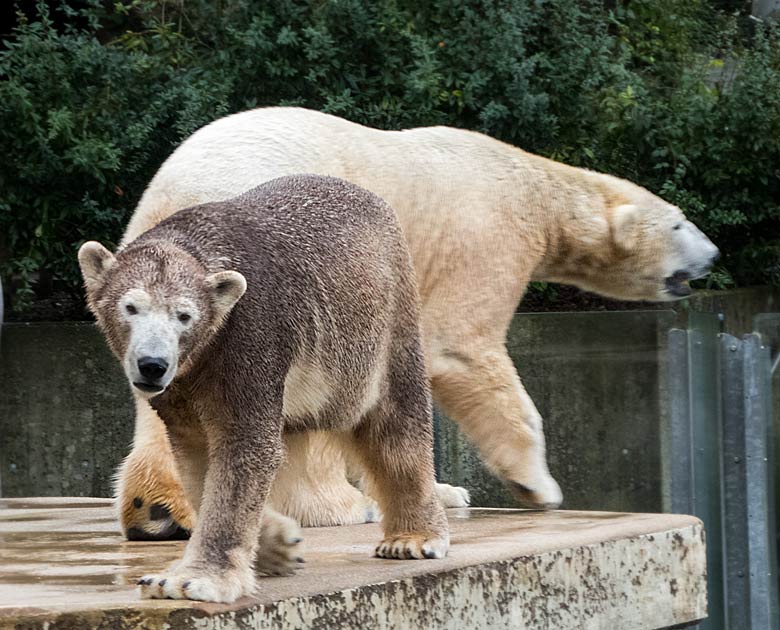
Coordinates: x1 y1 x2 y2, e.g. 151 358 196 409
665 270 692 297
133 381 164 394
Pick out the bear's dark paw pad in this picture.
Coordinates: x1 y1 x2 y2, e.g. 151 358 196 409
149 503 171 521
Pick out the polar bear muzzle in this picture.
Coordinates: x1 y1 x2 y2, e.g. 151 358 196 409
134 356 169 393
664 270 693 298
661 219 720 299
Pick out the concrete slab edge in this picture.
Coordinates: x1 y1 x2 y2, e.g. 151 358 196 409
3 522 707 630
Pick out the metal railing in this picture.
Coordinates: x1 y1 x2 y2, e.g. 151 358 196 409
669 312 780 630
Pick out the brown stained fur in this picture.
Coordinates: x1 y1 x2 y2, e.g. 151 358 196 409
83 175 448 598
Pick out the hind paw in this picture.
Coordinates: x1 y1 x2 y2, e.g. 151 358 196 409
435 482 470 508
117 451 195 541
255 508 305 577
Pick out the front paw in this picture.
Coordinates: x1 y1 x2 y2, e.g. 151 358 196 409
505 473 562 510
137 568 250 603
255 509 305 577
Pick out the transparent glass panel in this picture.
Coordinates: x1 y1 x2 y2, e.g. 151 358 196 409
754 313 780 542
435 310 676 512
685 312 724 630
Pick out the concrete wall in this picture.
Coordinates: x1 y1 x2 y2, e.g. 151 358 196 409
0 323 133 497
753 0 780 19
0 313 675 510
1 286 777 509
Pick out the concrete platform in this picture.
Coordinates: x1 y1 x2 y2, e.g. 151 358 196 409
0 498 706 629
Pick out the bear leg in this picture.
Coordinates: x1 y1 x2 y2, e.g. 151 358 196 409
351 411 450 560
165 422 306 579
351 339 449 560
268 432 380 526
140 414 285 603
431 343 563 509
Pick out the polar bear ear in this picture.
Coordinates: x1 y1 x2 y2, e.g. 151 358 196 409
205 270 247 321
612 204 641 251
78 241 116 294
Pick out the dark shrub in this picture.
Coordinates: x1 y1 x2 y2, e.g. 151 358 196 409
1 0 777 314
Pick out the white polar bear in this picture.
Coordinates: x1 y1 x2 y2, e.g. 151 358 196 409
117 107 719 540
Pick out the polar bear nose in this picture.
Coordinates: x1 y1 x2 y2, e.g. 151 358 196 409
138 356 169 381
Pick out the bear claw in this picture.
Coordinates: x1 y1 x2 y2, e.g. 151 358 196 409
375 534 449 560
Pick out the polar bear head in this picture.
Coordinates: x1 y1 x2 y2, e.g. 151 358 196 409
610 203 719 300
78 241 246 398
543 180 720 302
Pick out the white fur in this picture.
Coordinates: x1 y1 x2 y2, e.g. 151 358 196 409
671 220 719 279
282 360 332 419
435 483 471 508
124 108 718 304
612 204 641 250
118 285 192 398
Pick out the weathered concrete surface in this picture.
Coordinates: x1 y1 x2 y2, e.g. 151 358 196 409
0 499 706 629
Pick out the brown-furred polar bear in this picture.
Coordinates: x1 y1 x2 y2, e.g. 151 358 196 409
80 175 449 603
118 107 719 541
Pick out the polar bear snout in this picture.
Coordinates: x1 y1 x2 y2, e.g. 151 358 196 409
659 219 719 299
134 356 170 393
675 220 720 277
138 356 169 381
683 239 720 280
119 297 188 397
125 327 178 397
664 246 718 298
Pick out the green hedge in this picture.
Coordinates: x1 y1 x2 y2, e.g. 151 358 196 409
1 0 778 312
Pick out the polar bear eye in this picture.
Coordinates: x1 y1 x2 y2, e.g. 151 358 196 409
177 312 192 324
125 304 138 315
673 223 682 231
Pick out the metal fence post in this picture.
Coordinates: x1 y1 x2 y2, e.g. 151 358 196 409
720 333 778 630
670 320 779 630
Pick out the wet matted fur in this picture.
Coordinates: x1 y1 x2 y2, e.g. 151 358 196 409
79 175 449 602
